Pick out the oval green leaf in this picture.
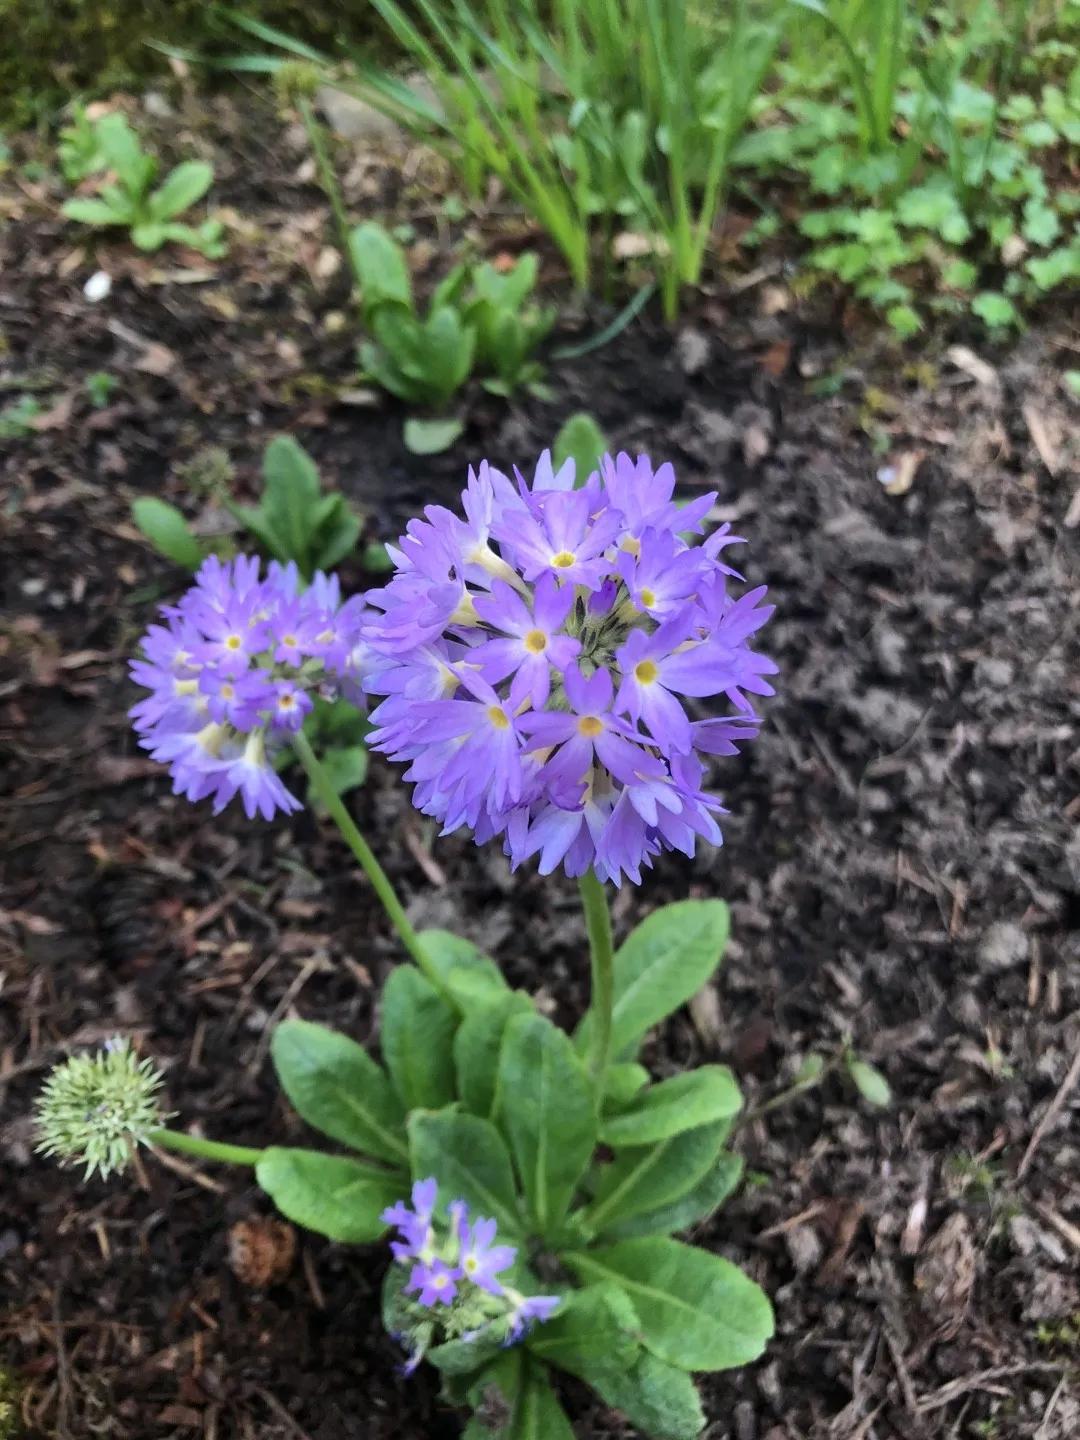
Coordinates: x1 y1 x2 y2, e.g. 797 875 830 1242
583 1121 728 1234
255 1147 401 1243
566 1237 774 1373
408 1110 522 1238
599 1067 743 1148
380 966 457 1111
496 1012 597 1236
601 1153 745 1241
578 900 730 1062
270 1019 408 1166
454 991 533 1118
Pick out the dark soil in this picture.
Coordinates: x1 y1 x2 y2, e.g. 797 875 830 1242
2 91 1079 1440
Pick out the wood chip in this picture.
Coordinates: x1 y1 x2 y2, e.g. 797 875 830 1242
1022 401 1060 475
946 345 1000 390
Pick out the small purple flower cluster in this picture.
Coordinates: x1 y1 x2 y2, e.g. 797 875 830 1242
364 451 776 884
130 556 367 819
383 1179 559 1371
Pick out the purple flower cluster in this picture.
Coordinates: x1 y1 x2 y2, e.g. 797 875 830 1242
130 556 367 819
383 1179 559 1371
363 451 776 884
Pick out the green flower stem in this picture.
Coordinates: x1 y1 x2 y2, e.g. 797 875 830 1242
579 867 615 1106
149 1129 263 1167
297 97 357 289
291 730 458 1008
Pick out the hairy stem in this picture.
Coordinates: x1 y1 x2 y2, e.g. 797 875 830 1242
291 730 457 1008
149 1129 263 1167
579 867 615 1107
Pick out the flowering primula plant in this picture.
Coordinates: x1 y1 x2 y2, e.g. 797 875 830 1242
38 450 777 1440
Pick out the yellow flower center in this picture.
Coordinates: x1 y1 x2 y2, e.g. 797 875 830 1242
640 587 657 609
279 693 295 708
173 678 198 696
225 634 242 651
634 659 659 685
551 550 576 569
464 1256 478 1274
620 536 642 557
282 633 298 648
433 1273 448 1289
488 706 510 730
578 715 604 737
524 629 548 654
221 683 235 699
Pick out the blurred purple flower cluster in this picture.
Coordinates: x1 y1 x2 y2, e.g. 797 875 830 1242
130 556 367 819
364 451 776 884
384 1178 558 1373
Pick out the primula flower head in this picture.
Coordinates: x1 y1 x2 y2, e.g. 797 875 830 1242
35 1038 168 1180
130 556 370 820
363 451 776 884
382 1178 558 1375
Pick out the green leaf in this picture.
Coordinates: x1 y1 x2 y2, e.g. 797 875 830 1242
310 499 362 571
94 112 155 196
309 744 368 803
971 292 1019 330
380 966 457 1111
566 1238 774 1372
602 1152 745 1241
130 497 205 570
148 161 214 220
260 435 322 570
496 1012 596 1235
255 1147 401 1242
1021 199 1060 248
578 900 730 1062
230 501 288 561
62 197 127 226
602 1062 650 1111
527 1284 638 1373
845 1055 891 1108
584 1121 729 1235
599 1067 742 1148
350 222 413 313
571 1346 705 1440
270 1019 408 1166
131 222 168 251
552 412 608 488
403 416 465 455
454 991 534 1118
509 1361 575 1440
408 1110 522 1237
462 1349 524 1437
885 304 922 338
941 258 978 290
418 928 508 1004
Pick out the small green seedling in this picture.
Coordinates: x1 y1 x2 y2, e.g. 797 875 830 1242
61 113 225 257
85 371 119 408
132 437 361 583
349 224 553 451
0 395 43 439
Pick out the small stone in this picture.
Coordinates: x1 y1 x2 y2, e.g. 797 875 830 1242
978 921 1028 973
676 327 711 376
784 1224 824 1275
734 1400 757 1440
83 270 112 303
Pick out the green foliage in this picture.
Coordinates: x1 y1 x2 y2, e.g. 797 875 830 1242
229 436 361 579
496 1013 597 1237
566 1238 775 1371
576 898 730 1061
844 1050 892 1108
270 1019 409 1166
255 1147 402 1242
408 1110 523 1237
0 395 43 439
217 1 785 318
131 496 206 570
553 412 609 488
85 370 119 408
598 1066 742 1148
60 112 225 257
736 0 1080 333
381 968 458 1111
350 222 553 434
